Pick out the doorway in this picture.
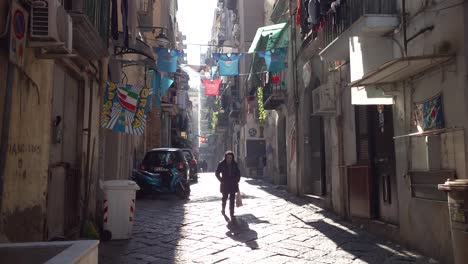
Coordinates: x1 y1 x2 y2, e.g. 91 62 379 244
246 139 266 176
47 64 83 239
355 105 398 224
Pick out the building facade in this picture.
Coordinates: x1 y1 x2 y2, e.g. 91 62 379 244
242 0 468 263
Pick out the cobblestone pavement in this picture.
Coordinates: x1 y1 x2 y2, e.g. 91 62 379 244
99 173 437 264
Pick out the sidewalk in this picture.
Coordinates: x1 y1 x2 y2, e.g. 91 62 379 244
99 173 437 264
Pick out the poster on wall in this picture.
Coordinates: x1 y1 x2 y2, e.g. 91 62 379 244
414 93 445 132
101 82 153 135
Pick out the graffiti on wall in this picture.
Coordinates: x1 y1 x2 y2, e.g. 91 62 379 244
8 143 41 156
7 143 42 179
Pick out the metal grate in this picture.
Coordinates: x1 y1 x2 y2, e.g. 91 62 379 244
322 0 397 47
31 0 50 37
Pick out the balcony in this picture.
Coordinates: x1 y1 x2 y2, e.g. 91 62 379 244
67 0 109 59
263 82 287 110
216 112 229 132
229 97 241 119
302 0 398 60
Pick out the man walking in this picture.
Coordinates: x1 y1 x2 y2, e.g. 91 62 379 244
215 151 241 218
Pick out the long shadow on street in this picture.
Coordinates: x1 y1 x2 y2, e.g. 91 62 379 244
224 213 270 250
245 177 435 263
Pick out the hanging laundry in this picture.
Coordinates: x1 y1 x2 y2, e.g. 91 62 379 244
121 0 129 46
211 66 218 79
308 0 318 25
153 47 184 73
111 0 118 40
257 48 288 73
295 0 302 25
202 79 222 96
320 0 331 15
331 0 341 11
212 53 244 76
151 71 174 107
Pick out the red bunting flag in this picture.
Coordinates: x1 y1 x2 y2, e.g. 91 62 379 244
202 79 222 96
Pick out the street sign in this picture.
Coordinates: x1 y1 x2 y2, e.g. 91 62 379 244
9 1 28 68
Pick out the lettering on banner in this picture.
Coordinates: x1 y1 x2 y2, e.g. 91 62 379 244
132 86 150 129
102 82 117 123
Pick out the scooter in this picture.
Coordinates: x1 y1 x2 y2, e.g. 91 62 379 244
131 168 190 199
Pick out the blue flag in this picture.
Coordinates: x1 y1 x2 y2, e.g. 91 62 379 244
258 48 287 73
153 47 184 73
213 53 244 76
151 71 174 107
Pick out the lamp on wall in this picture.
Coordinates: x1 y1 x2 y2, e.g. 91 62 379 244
154 30 170 48
137 26 171 48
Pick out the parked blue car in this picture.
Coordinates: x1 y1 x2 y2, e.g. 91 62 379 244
131 148 191 199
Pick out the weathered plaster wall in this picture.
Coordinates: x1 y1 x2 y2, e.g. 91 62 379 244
392 2 466 262
1 49 54 242
286 112 298 194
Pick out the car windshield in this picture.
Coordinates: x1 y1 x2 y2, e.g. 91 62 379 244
144 151 178 166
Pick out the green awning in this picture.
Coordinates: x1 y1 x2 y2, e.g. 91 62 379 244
248 23 289 91
248 23 289 53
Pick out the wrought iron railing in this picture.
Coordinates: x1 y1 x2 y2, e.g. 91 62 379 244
306 0 397 48
83 0 110 43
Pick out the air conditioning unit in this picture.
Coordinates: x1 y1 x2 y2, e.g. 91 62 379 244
29 0 73 54
312 83 336 115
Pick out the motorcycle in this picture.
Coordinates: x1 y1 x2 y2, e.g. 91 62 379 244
131 168 190 199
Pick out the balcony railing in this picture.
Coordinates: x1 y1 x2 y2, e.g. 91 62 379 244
262 80 287 110
68 0 109 59
304 0 397 48
83 0 110 43
217 112 229 128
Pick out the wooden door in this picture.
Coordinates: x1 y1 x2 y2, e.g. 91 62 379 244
368 105 398 224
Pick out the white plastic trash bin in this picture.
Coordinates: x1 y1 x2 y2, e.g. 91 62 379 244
101 180 140 240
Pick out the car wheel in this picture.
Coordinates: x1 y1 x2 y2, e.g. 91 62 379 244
176 181 190 199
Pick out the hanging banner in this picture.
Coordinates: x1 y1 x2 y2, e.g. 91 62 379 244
151 71 174 107
101 82 152 135
414 93 445 132
213 53 244 76
202 79 222 96
258 48 287 73
153 47 184 73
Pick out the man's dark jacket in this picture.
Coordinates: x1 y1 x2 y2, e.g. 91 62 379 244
215 160 240 194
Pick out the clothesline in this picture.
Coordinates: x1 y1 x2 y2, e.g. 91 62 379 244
148 39 287 54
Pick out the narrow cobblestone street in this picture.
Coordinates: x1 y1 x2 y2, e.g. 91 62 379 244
99 173 436 264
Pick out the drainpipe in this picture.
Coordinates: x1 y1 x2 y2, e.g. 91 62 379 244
81 74 94 236
337 68 347 219
0 6 13 220
290 0 301 196
402 0 408 55
0 60 14 221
